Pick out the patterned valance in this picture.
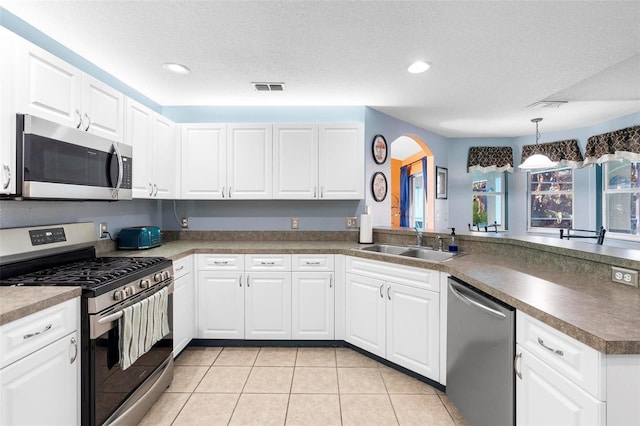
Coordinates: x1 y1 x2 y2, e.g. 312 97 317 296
467 146 514 173
583 125 640 165
521 139 584 169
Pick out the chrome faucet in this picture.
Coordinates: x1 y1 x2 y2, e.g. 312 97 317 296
414 226 422 246
436 235 443 251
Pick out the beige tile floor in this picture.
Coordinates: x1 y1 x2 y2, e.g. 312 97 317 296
140 346 468 426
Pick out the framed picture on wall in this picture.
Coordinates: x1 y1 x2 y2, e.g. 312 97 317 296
372 134 388 164
436 166 448 199
371 172 388 202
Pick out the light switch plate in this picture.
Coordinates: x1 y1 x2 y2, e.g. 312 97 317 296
611 266 638 288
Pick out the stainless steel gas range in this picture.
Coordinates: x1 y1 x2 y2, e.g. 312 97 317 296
0 222 174 425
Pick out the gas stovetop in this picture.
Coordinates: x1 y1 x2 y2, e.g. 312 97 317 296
1 256 168 287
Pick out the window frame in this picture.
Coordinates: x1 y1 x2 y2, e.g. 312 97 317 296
470 171 507 231
602 160 640 241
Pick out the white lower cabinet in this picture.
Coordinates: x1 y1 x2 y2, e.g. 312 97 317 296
245 272 292 339
345 257 440 381
292 272 334 340
516 311 606 426
0 298 80 425
197 271 245 339
516 344 605 426
172 256 194 356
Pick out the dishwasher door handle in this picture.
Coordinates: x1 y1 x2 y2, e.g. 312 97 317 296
449 282 507 319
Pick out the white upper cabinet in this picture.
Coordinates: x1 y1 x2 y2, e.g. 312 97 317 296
17 38 124 142
273 124 319 199
125 97 177 199
181 124 227 199
0 28 18 195
319 123 364 199
227 123 273 199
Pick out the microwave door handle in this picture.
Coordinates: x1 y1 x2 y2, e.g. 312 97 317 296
111 142 124 198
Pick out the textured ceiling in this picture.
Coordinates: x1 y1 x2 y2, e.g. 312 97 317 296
1 0 639 137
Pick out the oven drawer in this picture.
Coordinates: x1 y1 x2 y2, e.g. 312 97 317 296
0 297 79 369
198 254 244 271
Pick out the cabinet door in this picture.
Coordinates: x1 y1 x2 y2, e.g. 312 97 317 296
386 282 439 380
81 74 124 142
227 124 272 199
17 39 82 129
273 124 318 199
153 114 177 199
345 273 385 357
0 332 79 426
0 28 17 195
292 272 334 340
516 345 605 426
318 123 364 199
181 124 226 199
245 272 291 339
173 272 194 356
125 98 153 198
197 271 244 339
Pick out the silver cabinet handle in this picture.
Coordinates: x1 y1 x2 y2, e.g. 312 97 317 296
387 285 391 300
320 186 324 198
247 275 250 287
75 109 82 128
305 261 321 265
239 275 242 287
83 113 91 131
222 186 225 198
261 261 275 265
175 265 185 271
228 187 232 198
514 352 522 379
213 260 229 265
70 336 78 364
313 186 317 198
329 274 332 288
154 183 158 197
537 337 564 356
2 164 10 189
379 284 383 298
148 183 153 196
23 323 52 339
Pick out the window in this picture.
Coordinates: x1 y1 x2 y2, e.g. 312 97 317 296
471 171 505 229
528 168 573 230
411 173 425 228
604 159 639 238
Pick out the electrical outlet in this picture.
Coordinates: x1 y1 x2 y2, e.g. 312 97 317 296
291 217 299 229
181 217 189 229
612 266 639 288
99 222 108 238
345 217 358 228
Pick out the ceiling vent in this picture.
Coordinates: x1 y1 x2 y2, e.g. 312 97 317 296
527 100 568 109
252 82 286 92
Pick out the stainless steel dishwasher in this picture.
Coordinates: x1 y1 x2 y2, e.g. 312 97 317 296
447 277 515 426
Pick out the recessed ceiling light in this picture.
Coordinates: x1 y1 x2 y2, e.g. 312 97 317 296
407 61 431 74
162 62 191 75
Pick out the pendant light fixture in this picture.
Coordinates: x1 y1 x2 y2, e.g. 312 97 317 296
518 117 558 170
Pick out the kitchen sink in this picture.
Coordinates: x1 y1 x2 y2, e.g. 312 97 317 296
359 244 411 255
356 244 461 261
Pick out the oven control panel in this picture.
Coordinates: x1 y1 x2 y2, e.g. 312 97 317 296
29 227 67 246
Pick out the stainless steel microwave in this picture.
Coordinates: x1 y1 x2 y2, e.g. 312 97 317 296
9 114 132 201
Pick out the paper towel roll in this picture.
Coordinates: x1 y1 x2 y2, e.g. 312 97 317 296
359 214 373 243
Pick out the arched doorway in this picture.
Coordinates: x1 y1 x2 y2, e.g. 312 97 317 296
390 135 435 229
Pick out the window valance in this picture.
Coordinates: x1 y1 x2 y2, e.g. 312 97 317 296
521 139 584 169
583 125 640 165
467 146 514 173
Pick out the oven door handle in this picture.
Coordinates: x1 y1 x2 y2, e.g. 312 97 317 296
98 311 123 324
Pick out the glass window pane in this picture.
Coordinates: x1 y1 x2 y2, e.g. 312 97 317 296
530 193 573 228
606 192 639 235
606 160 639 190
530 169 573 192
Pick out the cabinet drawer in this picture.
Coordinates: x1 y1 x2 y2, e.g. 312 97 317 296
0 297 79 369
292 254 334 271
346 256 439 292
245 254 292 271
198 254 244 271
516 311 604 399
173 255 193 279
